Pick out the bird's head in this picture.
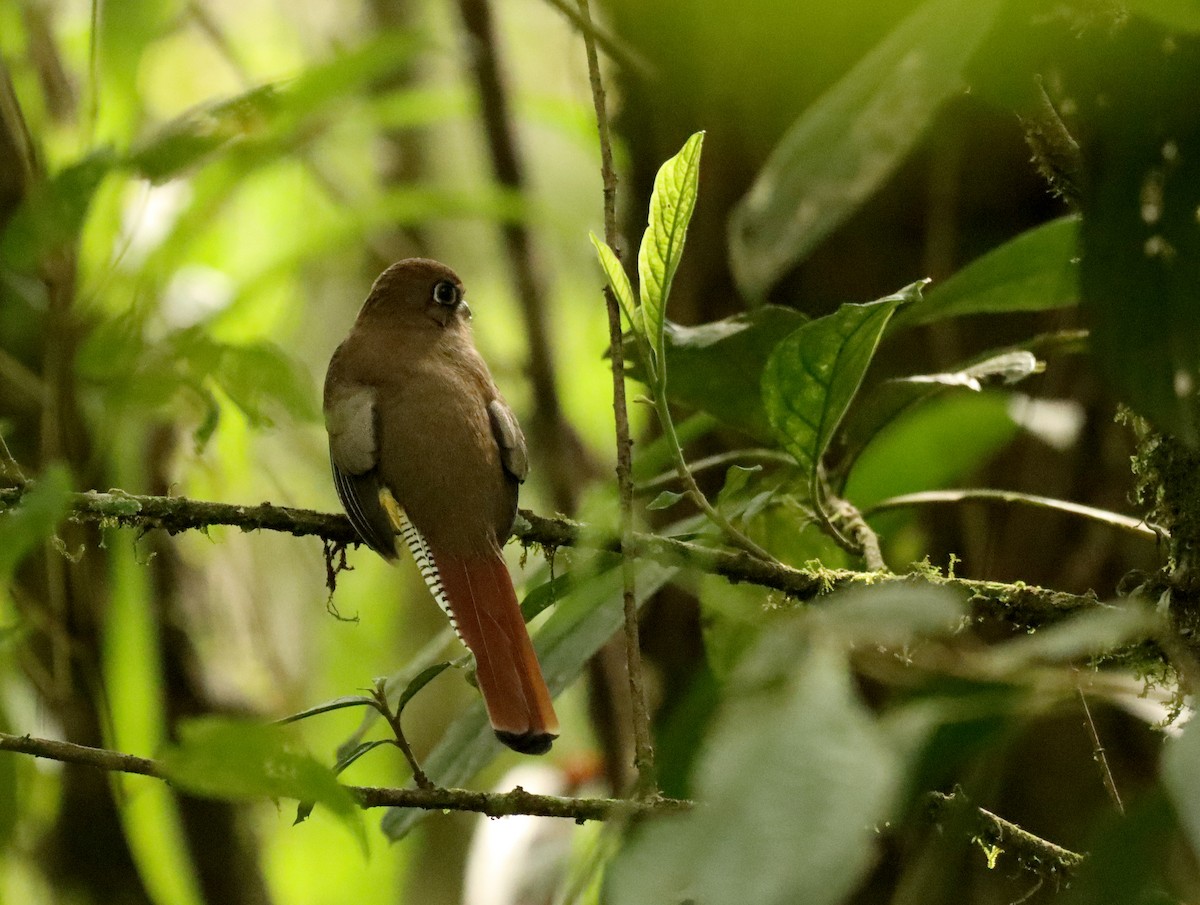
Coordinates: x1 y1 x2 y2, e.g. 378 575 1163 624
359 257 471 329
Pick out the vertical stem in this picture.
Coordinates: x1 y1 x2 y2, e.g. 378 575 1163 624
576 0 656 796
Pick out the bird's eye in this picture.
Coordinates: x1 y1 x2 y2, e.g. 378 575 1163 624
432 280 460 306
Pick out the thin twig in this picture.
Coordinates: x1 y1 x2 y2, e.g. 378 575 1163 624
651 392 776 561
827 492 886 571
1077 685 1124 815
576 0 656 796
0 730 691 821
370 681 432 790
0 433 28 484
865 488 1160 539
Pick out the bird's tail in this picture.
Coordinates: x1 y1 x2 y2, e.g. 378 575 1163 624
433 551 559 754
394 508 558 754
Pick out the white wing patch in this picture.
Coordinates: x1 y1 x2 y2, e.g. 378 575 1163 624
325 385 377 476
487 399 528 482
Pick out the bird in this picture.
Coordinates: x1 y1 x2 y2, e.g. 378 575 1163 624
323 258 558 755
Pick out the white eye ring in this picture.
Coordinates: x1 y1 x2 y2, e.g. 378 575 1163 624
432 280 460 306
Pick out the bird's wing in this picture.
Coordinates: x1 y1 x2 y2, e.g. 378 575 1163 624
325 383 399 558
487 398 528 484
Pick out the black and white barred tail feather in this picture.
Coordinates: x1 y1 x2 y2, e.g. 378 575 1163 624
393 506 462 642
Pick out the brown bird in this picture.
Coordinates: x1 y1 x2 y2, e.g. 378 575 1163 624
323 258 558 755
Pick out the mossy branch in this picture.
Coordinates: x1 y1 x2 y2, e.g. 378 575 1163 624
0 485 1102 629
0 730 1084 876
0 731 689 821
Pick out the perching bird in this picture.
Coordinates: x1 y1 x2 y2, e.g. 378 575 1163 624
323 258 558 755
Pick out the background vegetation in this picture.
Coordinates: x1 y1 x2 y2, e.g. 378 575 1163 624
3 0 1200 903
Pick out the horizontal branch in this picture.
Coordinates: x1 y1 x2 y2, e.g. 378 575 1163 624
929 790 1085 879
0 485 1102 628
0 729 1081 879
0 731 689 821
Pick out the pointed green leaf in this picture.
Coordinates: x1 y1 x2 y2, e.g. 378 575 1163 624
160 717 365 852
590 232 639 336
277 695 378 725
1165 709 1200 861
893 216 1079 329
610 621 902 905
844 392 1018 511
763 283 920 481
395 662 451 714
729 0 1005 297
638 132 705 358
647 490 686 511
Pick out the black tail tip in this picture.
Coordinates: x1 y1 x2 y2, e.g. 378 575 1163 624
495 729 557 756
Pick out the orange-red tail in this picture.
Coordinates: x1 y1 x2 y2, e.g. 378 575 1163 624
432 549 558 755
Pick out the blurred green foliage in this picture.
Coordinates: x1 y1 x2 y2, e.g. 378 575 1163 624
3 0 1200 904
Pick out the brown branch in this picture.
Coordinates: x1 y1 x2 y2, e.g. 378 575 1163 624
0 485 1104 629
576 0 656 797
929 790 1085 880
0 729 1088 876
0 731 162 778
0 731 690 822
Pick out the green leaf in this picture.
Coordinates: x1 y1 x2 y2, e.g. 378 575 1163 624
844 392 1018 511
762 284 919 482
333 739 395 776
79 324 318 434
1164 714 1200 863
128 86 284 183
0 151 118 274
394 662 451 714
638 131 705 361
277 695 379 725
893 216 1079 329
0 467 73 582
646 490 686 511
128 32 420 182
589 233 639 337
626 306 809 440
729 0 1006 297
982 602 1159 673
214 341 319 425
839 342 1063 475
810 583 966 647
699 578 775 682
609 620 902 905
380 555 678 840
95 0 176 141
160 717 365 852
